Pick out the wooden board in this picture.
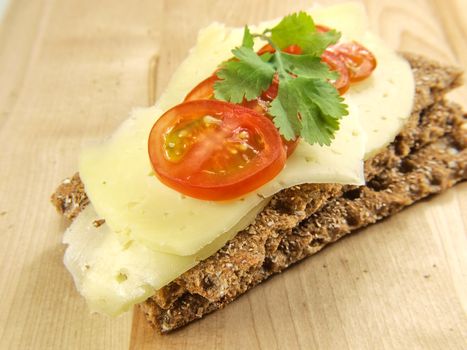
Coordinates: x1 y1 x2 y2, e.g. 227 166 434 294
0 0 465 349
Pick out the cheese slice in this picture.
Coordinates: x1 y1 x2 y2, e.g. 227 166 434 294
346 32 415 158
64 203 266 316
64 2 415 316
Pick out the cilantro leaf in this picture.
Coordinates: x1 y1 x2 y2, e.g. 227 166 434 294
270 12 316 49
303 29 341 56
271 12 340 55
279 53 338 80
242 26 254 48
214 47 275 103
267 79 301 140
269 77 348 146
299 78 347 118
300 103 340 146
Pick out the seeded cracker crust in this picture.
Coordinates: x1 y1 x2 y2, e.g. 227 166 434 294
51 54 466 333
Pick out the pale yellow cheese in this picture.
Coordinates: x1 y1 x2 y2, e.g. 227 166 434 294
64 203 265 315
312 2 369 39
346 33 415 159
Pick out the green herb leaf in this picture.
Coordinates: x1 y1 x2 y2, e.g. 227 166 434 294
259 52 273 62
300 78 347 118
214 47 275 103
270 77 348 146
303 29 341 56
271 12 340 55
267 79 301 140
270 12 316 49
242 26 254 48
279 53 338 80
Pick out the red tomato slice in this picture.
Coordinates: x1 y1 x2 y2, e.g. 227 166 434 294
331 42 377 82
184 74 219 101
148 100 286 201
320 50 350 95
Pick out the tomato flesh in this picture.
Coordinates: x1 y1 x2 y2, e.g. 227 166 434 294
148 100 286 201
184 74 219 101
320 50 350 95
330 42 377 82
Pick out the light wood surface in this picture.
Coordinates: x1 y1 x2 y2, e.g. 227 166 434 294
0 0 466 349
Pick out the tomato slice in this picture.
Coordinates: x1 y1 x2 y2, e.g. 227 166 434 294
184 74 219 101
148 100 286 201
331 42 377 82
320 50 350 95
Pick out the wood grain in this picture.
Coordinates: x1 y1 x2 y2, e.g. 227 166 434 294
0 1 465 349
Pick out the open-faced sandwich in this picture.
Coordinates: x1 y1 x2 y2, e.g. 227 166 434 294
51 3 466 333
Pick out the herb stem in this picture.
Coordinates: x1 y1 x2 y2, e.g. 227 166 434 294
252 33 288 80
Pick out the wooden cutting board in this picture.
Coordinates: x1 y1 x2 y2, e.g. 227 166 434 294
0 0 465 349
